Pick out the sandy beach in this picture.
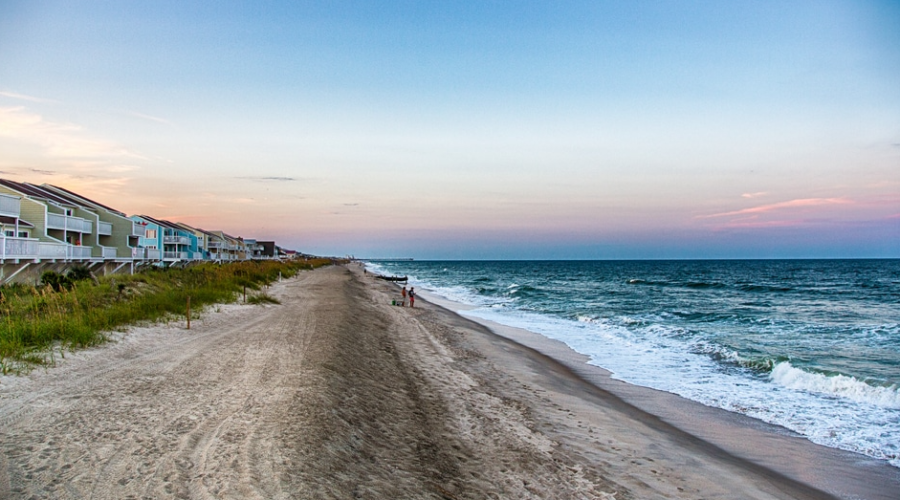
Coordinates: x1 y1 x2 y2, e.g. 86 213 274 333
1 264 897 499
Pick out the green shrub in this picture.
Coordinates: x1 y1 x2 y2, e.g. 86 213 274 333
40 271 72 292
67 265 93 282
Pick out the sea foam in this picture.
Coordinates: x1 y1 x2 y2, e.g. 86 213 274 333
770 362 900 409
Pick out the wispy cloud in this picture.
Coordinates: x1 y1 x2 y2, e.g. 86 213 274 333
236 176 296 182
0 106 147 162
124 110 172 125
0 90 56 104
711 219 804 229
741 192 767 199
698 198 853 219
236 176 297 182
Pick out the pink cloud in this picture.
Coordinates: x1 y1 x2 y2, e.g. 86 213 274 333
741 192 767 199
711 219 806 230
699 198 853 219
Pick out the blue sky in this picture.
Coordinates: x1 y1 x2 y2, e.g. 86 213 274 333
1 1 898 259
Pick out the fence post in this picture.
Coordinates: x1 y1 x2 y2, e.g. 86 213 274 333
186 296 191 330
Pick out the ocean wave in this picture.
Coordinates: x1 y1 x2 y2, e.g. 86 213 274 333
697 346 784 373
684 281 727 289
739 284 794 293
770 362 900 409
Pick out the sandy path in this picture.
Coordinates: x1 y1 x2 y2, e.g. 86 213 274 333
0 265 849 499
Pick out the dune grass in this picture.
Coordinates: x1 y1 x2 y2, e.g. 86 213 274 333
0 259 332 373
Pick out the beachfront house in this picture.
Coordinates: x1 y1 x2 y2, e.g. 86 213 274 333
131 215 200 265
257 241 282 260
244 239 263 260
175 223 213 261
40 184 145 273
0 179 93 262
0 190 40 284
203 231 230 262
207 230 245 261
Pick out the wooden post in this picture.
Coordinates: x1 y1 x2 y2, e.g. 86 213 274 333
243 285 247 302
186 296 191 330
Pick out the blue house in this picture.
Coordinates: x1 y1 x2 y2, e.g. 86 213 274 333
130 215 200 265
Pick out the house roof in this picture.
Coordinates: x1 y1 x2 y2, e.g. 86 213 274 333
43 184 126 216
32 184 100 214
176 222 222 240
0 179 77 207
136 215 186 232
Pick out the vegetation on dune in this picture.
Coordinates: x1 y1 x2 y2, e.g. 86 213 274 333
0 258 332 374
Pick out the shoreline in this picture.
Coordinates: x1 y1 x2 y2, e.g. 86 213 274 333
412 283 900 500
2 264 898 499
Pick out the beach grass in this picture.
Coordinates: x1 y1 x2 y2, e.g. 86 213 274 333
0 258 332 374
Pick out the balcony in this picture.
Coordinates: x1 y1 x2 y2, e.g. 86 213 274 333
132 222 144 237
98 221 113 236
38 242 68 260
100 246 118 258
46 213 93 233
1 236 38 260
131 247 161 260
68 246 92 260
0 194 20 217
163 235 191 245
163 251 189 260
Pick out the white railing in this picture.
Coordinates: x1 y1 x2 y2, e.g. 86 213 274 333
208 240 224 249
132 247 160 260
46 213 93 233
46 213 65 229
38 242 68 259
98 221 113 235
68 246 92 259
100 246 117 258
1 236 39 260
0 194 20 217
163 251 190 260
132 222 144 237
163 235 191 245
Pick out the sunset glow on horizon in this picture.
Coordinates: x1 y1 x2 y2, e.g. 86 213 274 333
1 1 898 259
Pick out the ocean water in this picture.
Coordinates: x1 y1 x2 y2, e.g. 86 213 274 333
366 260 900 467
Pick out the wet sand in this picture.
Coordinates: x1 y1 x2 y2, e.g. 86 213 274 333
1 264 897 499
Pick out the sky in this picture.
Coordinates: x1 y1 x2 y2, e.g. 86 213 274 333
1 0 898 259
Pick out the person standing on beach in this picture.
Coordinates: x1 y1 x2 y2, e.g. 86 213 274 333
409 287 416 308
401 286 408 306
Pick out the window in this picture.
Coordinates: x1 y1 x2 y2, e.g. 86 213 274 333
3 230 13 237
18 231 28 238
146 229 157 238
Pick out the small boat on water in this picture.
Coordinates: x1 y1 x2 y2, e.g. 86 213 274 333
377 275 408 282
